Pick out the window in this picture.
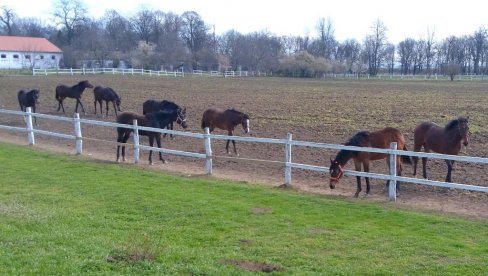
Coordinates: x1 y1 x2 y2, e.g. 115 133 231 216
40 55 44 60
13 54 19 59
51 55 56 60
25 54 31 59
0 54 6 59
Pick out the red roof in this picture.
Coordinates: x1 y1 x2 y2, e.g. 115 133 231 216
0 36 63 53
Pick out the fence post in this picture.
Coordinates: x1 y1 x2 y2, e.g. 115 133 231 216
284 133 292 187
133 119 140 164
388 142 397 201
204 127 213 175
82 67 85 75
25 107 35 145
73 113 82 155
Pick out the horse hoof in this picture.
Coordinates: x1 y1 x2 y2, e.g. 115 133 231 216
354 193 359 198
122 158 126 162
149 162 154 166
162 160 167 164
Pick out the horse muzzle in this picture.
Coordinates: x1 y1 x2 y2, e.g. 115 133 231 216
329 180 337 189
463 140 469 147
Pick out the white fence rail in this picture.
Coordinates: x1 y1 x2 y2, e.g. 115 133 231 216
1 108 488 201
33 68 185 77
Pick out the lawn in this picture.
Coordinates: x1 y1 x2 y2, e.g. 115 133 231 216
0 142 487 275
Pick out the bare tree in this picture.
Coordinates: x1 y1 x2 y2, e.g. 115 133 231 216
397 38 415 74
0 6 16 35
316 17 336 60
471 27 486 74
364 19 388 75
424 27 436 76
130 7 157 44
52 0 89 45
180 11 208 69
103 10 136 52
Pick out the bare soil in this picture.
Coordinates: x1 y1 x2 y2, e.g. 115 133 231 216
0 75 487 219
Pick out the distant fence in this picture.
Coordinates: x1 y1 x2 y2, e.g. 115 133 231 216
32 68 269 78
324 73 488 81
1 107 487 201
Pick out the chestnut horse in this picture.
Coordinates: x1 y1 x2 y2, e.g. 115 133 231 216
55 80 93 113
116 108 187 164
93 86 122 116
329 127 412 198
413 116 469 182
201 107 249 156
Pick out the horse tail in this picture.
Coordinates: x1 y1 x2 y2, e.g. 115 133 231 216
401 145 412 165
201 117 206 130
55 87 61 101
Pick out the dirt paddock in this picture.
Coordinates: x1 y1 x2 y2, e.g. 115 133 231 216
0 75 487 219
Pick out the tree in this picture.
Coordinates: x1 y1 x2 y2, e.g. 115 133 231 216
445 62 460 81
471 27 486 75
0 6 16 35
424 27 436 76
52 0 89 45
180 11 208 69
316 17 336 60
130 7 157 44
364 19 388 76
397 38 415 74
104 10 136 52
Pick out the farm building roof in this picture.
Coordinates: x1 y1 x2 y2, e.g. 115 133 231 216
0 36 62 53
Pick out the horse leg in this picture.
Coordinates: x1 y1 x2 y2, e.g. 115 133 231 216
112 101 117 117
445 160 454 182
412 144 422 176
228 130 238 156
156 134 165 163
58 100 65 113
353 160 362 198
105 101 110 117
148 136 154 165
33 105 38 126
77 99 86 114
363 161 371 195
170 122 174 139
422 146 430 179
116 130 125 162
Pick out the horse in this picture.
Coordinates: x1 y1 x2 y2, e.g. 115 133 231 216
93 86 122 116
329 127 412 198
143 99 181 138
18 89 40 125
55 80 94 113
116 108 188 164
201 107 250 156
413 116 469 183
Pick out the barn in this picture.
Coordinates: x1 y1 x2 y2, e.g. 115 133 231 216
0 36 63 70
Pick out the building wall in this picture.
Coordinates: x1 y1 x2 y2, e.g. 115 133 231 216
0 51 63 69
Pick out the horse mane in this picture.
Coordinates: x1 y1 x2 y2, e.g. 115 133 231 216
334 131 370 164
226 108 249 118
445 117 468 131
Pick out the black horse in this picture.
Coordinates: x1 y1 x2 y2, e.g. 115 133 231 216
55 80 94 113
143 99 182 138
116 108 188 164
93 86 122 116
18 89 40 125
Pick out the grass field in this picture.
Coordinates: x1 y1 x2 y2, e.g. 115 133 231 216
0 142 487 274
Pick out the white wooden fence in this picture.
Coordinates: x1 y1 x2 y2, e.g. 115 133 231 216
33 68 185 77
1 108 487 201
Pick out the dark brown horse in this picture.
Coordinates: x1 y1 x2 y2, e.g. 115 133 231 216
116 108 187 164
93 86 122 116
18 89 40 125
143 100 181 138
55 80 94 113
201 107 250 156
413 116 469 182
329 127 412 198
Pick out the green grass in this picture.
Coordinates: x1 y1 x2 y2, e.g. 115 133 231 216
0 142 487 275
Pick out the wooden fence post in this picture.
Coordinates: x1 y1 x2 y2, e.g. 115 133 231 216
284 133 292 187
73 113 82 155
25 107 35 145
388 142 397 201
204 127 212 175
133 119 140 164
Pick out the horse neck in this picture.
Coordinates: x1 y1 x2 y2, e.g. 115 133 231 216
154 111 177 126
334 150 353 166
444 125 462 145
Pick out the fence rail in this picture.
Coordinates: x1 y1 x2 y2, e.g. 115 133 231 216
1 108 487 201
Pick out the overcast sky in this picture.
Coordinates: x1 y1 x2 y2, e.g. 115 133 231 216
3 0 488 43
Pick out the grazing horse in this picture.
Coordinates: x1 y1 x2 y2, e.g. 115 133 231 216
329 127 412 198
143 99 181 138
18 89 40 125
201 107 250 156
55 80 94 113
93 86 122 116
413 117 469 182
116 108 188 164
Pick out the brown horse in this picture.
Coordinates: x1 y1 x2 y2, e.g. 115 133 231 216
413 116 469 182
93 86 122 116
329 127 412 198
116 108 187 164
55 80 94 113
201 107 250 155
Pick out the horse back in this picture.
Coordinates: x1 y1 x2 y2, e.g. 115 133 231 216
201 107 224 129
367 127 406 160
116 112 147 126
414 122 440 145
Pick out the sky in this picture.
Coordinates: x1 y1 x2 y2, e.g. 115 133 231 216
3 0 488 43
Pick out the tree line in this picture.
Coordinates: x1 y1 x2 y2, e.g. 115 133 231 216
1 0 488 78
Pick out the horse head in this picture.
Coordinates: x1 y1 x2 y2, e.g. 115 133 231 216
176 107 188 129
329 157 344 189
32 89 40 104
242 114 250 133
115 96 122 111
80 80 94 89
458 117 469 146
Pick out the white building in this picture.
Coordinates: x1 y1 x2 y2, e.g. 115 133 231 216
0 36 63 69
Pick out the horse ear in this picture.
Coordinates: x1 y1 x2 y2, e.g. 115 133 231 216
330 157 333 163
